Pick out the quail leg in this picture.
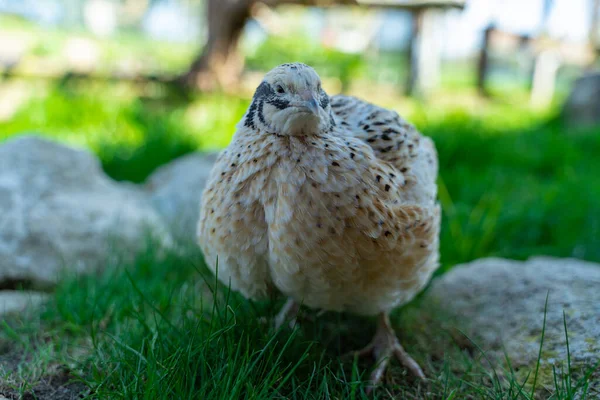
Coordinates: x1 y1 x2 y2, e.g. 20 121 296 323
274 298 300 330
352 312 426 392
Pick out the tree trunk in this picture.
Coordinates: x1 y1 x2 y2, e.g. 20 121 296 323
477 24 494 97
180 0 253 92
405 9 424 97
179 0 357 92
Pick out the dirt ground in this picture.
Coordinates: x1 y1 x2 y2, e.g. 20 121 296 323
0 370 88 400
0 343 88 400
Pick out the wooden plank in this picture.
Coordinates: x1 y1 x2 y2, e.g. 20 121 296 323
356 0 465 9
405 9 424 96
405 9 442 96
477 25 493 96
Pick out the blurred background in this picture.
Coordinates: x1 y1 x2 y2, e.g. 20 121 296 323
1 0 599 269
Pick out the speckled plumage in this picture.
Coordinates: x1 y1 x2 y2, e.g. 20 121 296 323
197 63 440 317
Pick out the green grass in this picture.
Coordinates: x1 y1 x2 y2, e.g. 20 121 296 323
429 115 600 269
1 244 597 399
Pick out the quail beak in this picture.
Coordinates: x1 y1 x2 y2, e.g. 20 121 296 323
300 90 320 116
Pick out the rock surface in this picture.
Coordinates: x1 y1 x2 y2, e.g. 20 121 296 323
0 291 48 316
563 72 600 129
417 256 599 388
144 151 218 240
0 135 172 288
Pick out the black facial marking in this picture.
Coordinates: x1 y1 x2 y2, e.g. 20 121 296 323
257 99 266 124
266 98 290 110
319 91 329 109
244 101 257 128
256 81 274 126
245 81 273 128
255 81 274 99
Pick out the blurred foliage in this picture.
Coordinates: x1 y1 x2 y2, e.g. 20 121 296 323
0 14 195 75
244 35 575 99
246 36 363 91
0 12 596 267
0 77 598 269
0 80 248 181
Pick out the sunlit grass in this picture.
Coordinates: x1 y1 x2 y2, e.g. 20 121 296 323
0 80 248 181
1 244 597 399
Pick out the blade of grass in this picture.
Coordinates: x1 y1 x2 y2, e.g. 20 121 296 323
530 291 550 399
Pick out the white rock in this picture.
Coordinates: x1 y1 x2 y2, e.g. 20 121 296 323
0 135 173 287
144 152 218 241
420 256 599 387
0 291 47 316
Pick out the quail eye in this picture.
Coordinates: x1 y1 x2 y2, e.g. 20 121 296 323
276 85 285 94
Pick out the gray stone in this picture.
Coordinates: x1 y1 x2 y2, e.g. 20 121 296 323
144 151 218 241
0 291 47 316
0 135 173 288
563 72 600 129
418 256 599 388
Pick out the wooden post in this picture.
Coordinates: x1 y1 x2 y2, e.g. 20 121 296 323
179 0 252 91
528 0 558 106
477 24 494 97
405 10 420 96
405 8 439 97
530 49 561 108
420 9 441 92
